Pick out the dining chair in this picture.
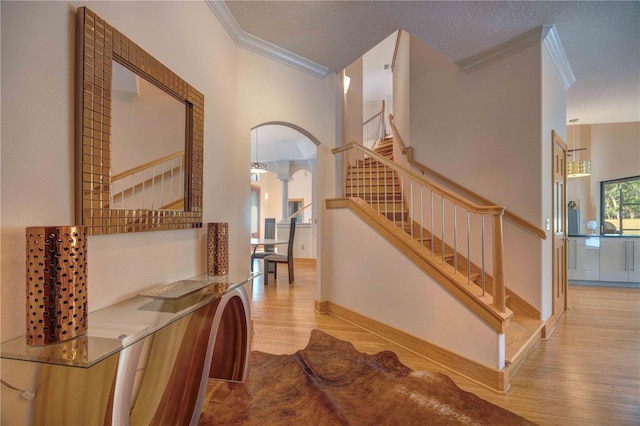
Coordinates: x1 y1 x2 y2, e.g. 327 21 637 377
264 218 296 285
251 218 276 272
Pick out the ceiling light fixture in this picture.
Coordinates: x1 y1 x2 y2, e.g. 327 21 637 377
567 118 591 178
250 127 267 174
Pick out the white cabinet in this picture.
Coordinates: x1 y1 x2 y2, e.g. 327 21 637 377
599 238 640 283
630 240 640 283
568 237 600 281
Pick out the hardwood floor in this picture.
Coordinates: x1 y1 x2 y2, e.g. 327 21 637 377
249 259 640 425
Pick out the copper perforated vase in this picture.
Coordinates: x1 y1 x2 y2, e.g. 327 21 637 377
26 226 88 346
207 223 229 276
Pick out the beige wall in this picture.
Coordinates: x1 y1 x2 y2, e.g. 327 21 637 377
1 1 235 339
390 33 569 319
326 208 502 368
236 46 336 274
0 1 336 343
392 31 411 167
288 169 313 224
567 121 640 234
343 58 363 145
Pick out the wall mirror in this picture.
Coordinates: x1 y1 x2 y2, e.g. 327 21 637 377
75 7 204 236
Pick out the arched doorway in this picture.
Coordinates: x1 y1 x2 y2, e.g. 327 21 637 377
249 122 320 270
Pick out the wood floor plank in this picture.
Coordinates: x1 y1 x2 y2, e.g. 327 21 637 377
248 260 640 425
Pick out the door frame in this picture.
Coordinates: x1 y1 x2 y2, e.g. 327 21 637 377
546 130 569 337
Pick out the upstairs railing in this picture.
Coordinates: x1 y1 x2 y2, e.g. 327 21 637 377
333 142 506 313
389 114 546 240
363 100 386 151
110 150 185 210
288 202 312 222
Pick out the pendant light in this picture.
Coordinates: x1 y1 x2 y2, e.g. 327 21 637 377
567 118 591 178
250 127 267 174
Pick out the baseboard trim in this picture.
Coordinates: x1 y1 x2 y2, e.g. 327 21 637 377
314 300 329 314
320 300 509 393
294 258 316 267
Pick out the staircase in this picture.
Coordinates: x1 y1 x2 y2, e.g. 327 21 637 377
333 137 543 389
347 138 483 287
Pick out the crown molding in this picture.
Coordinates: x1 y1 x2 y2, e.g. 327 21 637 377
206 1 330 79
457 25 575 88
541 25 576 89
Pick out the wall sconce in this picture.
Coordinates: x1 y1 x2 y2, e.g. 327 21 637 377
343 75 351 94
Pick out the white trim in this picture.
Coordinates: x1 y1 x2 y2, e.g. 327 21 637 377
542 25 576 89
457 25 575 89
206 1 330 79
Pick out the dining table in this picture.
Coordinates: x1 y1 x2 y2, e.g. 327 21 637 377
250 238 288 255
250 238 289 277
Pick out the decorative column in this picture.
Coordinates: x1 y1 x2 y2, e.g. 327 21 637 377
276 160 293 223
280 178 290 222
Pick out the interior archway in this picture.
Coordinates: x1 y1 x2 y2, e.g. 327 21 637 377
249 122 320 272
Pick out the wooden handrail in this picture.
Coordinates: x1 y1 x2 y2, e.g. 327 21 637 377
388 114 547 240
332 142 504 216
332 142 506 313
391 29 403 72
111 166 182 204
363 100 385 127
111 150 184 182
288 203 312 220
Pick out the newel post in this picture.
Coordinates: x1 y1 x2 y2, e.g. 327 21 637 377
493 214 506 312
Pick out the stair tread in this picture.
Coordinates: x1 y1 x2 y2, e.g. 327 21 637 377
505 314 544 363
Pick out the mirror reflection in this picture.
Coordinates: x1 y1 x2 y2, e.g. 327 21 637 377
111 60 186 211
75 6 204 236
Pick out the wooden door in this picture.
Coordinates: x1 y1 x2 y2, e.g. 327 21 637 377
548 131 568 336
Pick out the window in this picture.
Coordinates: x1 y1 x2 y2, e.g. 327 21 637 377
600 176 640 235
288 199 304 224
250 186 260 238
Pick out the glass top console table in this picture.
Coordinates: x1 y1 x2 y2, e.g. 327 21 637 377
1 272 258 425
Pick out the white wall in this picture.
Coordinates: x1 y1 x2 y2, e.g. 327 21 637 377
326 208 501 369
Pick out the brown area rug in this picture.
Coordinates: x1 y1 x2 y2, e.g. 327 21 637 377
199 330 536 425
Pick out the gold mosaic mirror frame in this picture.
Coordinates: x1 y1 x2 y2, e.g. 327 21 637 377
75 7 204 236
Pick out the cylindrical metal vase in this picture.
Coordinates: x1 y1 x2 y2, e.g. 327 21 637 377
26 226 88 346
207 222 229 276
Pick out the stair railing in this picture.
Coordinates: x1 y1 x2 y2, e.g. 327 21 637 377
110 150 185 210
362 100 385 151
389 114 546 240
332 142 506 312
288 202 312 221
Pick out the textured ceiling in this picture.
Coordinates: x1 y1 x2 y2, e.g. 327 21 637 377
225 1 640 125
